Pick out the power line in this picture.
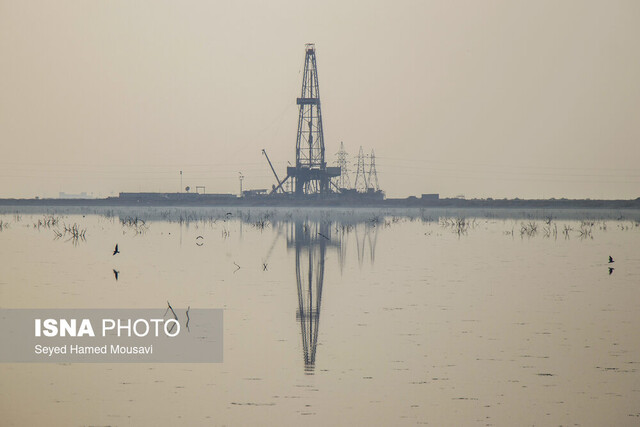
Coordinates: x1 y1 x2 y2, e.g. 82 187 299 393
376 156 640 173
376 163 640 179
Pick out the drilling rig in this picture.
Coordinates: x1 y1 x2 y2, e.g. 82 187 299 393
269 44 340 196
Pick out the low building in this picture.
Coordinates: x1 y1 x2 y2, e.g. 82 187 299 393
421 193 439 201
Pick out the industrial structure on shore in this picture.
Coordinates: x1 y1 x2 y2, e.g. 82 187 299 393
60 43 387 205
260 43 384 200
6 46 638 209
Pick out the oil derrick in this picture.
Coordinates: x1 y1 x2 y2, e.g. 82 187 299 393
354 146 368 193
367 149 379 192
290 220 328 374
335 141 351 190
283 44 340 196
284 218 344 372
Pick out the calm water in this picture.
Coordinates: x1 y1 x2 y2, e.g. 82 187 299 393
1 207 639 426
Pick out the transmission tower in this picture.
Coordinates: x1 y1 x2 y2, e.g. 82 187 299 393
354 146 368 193
367 149 379 192
334 141 351 190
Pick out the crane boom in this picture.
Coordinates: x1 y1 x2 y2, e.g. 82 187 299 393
262 149 286 194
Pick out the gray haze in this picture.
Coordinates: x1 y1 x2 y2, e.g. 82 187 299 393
1 0 638 199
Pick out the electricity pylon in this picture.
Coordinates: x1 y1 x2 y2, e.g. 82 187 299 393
354 146 368 193
367 149 379 192
335 141 351 190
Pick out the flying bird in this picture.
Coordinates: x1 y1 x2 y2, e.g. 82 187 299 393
113 269 119 280
608 256 614 263
608 267 614 275
113 244 120 255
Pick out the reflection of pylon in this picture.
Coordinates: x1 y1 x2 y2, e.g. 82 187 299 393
368 221 378 263
337 226 347 273
367 149 379 192
355 222 378 268
354 146 368 193
335 142 351 189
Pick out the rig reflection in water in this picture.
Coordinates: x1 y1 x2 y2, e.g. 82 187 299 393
284 218 378 374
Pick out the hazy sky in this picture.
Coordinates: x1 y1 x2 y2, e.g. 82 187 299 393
1 0 638 199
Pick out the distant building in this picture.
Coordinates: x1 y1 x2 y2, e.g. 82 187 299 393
242 189 269 197
59 192 91 199
117 192 237 202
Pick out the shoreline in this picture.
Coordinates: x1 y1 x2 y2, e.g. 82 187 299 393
0 196 638 209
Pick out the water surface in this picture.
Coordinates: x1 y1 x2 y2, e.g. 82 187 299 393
1 207 639 426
